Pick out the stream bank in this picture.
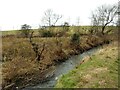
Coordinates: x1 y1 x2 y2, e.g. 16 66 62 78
23 45 102 89
55 41 118 88
3 35 113 90
22 35 114 89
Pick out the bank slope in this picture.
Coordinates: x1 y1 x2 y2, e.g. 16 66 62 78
55 41 118 88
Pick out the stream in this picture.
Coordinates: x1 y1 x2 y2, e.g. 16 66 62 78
23 47 101 89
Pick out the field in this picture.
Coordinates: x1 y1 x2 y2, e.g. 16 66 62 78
2 26 117 36
1 26 118 89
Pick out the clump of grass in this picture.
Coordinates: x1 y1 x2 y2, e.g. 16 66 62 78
40 30 55 37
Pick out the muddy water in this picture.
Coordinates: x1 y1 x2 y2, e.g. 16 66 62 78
23 47 100 89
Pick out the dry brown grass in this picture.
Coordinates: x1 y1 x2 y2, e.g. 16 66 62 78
2 33 113 89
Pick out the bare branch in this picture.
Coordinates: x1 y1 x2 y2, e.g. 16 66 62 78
29 31 45 61
42 9 62 26
90 4 117 35
53 15 62 25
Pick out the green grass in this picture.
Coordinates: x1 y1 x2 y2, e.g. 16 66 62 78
2 30 19 36
1 26 117 36
55 41 118 88
2 29 38 36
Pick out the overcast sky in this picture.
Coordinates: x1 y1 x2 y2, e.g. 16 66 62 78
0 0 118 31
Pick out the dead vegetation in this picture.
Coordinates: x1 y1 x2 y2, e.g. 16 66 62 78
1 28 117 90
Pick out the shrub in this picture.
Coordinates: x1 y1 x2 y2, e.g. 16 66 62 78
71 33 80 44
21 30 31 37
20 24 32 38
40 30 54 37
62 22 70 31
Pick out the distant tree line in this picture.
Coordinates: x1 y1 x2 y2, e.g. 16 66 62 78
20 3 118 38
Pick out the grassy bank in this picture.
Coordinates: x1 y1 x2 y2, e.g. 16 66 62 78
55 41 118 88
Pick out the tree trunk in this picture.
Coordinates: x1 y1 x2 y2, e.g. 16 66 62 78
101 21 112 35
101 25 106 35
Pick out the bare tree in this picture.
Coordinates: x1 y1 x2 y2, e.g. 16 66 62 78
117 1 120 26
91 4 117 35
76 17 80 26
29 31 45 61
76 17 80 33
42 9 62 26
90 13 100 34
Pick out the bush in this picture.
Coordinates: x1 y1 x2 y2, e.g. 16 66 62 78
40 30 54 37
21 29 31 37
71 33 80 44
20 24 32 38
62 22 70 31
